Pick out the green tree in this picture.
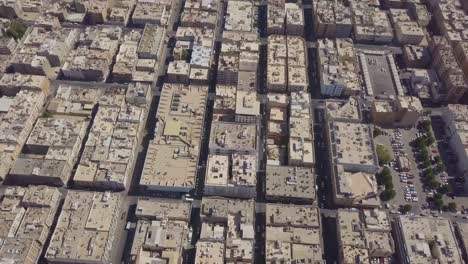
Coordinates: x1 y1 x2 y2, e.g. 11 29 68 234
424 168 434 178
434 198 444 209
420 150 429 162
438 184 452 194
423 159 431 168
376 145 391 166
6 20 27 41
385 181 394 190
41 111 53 118
434 156 441 163
437 162 446 173
373 127 382 137
448 202 457 212
416 137 427 149
376 168 393 188
426 135 435 146
400 204 412 214
181 49 191 61
421 120 432 132
380 189 396 201
428 179 440 190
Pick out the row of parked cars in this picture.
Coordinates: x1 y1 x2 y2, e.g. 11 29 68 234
404 184 419 202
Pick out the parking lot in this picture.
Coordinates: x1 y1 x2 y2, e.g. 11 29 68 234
375 127 424 213
375 118 468 221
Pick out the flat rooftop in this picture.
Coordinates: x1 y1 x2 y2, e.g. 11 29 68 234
329 122 377 168
359 50 403 98
46 191 121 263
140 84 208 190
265 204 319 228
397 216 463 264
265 165 315 201
325 97 361 121
135 197 191 221
209 122 257 153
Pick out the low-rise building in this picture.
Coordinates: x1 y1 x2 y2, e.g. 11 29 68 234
441 105 468 178
224 1 255 33
132 2 171 26
285 3 304 36
7 117 88 186
10 27 80 79
350 2 394 43
0 73 50 96
404 68 441 103
197 197 255 263
45 190 122 264
235 72 260 123
0 185 60 264
317 38 361 97
431 0 468 44
167 60 191 84
140 84 207 193
209 122 257 155
337 209 394 264
394 215 463 264
371 96 424 128
265 204 324 263
267 35 308 93
324 97 361 122
402 45 431 68
327 121 379 174
74 84 150 191
314 0 352 38
389 9 425 45
61 26 122 82
112 30 142 82
265 165 315 203
204 153 257 198
106 0 134 26
332 165 379 207
430 37 467 103
0 89 46 180
288 91 314 166
130 198 191 264
455 222 468 263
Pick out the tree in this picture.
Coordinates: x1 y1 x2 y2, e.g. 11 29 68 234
438 184 452 194
434 156 441 163
6 20 27 41
380 189 396 201
400 204 412 214
421 120 432 132
41 111 53 118
448 202 457 212
376 145 391 166
426 135 435 146
428 179 440 190
434 198 444 209
181 49 191 61
434 193 443 200
423 159 431 168
373 127 382 137
385 181 394 190
376 168 390 186
420 151 429 163
437 163 446 173
416 136 426 147
424 168 434 178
